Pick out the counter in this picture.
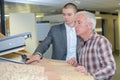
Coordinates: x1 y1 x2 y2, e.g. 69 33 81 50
0 58 94 80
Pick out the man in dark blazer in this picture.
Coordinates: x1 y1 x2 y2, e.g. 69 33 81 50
26 3 80 63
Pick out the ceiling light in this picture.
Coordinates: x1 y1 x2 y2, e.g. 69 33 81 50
96 17 102 19
95 11 100 15
5 15 9 17
95 28 102 32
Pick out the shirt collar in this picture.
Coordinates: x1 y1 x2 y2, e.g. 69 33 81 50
65 24 75 30
81 31 99 42
88 31 99 41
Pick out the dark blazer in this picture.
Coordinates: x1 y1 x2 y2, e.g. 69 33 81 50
33 23 80 60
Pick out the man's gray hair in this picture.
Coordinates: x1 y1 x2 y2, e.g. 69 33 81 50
76 11 96 30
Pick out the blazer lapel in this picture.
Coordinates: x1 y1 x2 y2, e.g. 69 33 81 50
61 24 67 51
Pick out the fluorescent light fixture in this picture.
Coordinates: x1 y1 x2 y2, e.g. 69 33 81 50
5 15 9 17
36 13 44 18
96 17 102 19
95 28 102 32
36 15 43 17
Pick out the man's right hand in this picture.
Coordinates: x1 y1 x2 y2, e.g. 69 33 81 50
25 54 42 64
67 57 78 67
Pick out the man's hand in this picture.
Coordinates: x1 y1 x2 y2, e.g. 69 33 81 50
25 54 41 64
67 57 78 67
75 66 89 75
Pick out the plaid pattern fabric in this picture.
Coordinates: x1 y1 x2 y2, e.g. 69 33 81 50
78 32 116 80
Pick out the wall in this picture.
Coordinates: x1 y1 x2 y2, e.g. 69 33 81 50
9 13 38 54
99 14 118 51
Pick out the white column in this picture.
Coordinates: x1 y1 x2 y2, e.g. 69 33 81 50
118 11 120 54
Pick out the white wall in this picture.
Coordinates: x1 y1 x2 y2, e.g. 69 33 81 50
36 22 50 41
36 22 52 59
9 13 38 54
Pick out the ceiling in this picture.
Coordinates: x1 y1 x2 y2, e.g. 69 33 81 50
4 0 120 15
